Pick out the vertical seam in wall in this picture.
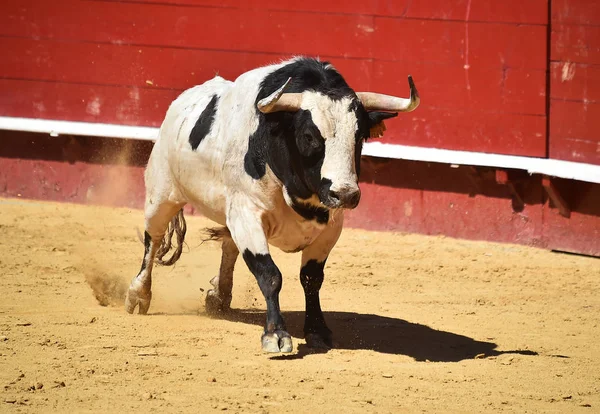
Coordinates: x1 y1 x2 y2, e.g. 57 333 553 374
545 0 552 159
541 0 553 253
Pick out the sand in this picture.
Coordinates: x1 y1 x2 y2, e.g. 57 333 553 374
0 198 598 412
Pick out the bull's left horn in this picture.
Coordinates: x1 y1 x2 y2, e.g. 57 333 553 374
357 75 420 112
257 77 303 113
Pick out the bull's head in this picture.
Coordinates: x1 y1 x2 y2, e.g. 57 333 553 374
257 74 419 210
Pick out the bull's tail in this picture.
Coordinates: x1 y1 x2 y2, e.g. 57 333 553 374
201 226 230 243
155 209 187 266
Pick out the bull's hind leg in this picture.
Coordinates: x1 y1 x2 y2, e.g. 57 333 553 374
125 201 184 314
205 231 239 314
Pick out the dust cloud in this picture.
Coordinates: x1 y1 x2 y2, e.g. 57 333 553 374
83 261 129 307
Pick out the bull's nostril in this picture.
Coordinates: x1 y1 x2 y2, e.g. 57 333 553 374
348 190 361 206
326 187 360 208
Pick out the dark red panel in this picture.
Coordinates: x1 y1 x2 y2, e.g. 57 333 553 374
2 132 599 257
542 178 600 257
551 24 600 64
341 160 547 246
98 0 548 24
0 158 147 208
549 100 600 164
348 182 546 244
550 62 600 102
378 107 546 157
0 79 179 126
372 61 546 115
551 0 600 25
373 18 547 69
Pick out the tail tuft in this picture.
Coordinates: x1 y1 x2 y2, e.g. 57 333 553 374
201 226 230 243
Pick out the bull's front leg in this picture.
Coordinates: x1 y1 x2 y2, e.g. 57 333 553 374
227 198 292 353
300 214 344 349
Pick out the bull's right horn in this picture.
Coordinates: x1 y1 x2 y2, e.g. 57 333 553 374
257 77 303 113
357 75 420 112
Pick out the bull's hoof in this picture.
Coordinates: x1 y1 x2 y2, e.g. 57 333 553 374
261 330 293 353
125 288 151 315
305 332 333 350
205 289 231 315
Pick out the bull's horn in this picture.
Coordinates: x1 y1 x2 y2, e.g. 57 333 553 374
357 75 420 112
257 77 303 113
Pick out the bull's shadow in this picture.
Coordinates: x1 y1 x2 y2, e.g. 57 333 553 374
219 309 537 362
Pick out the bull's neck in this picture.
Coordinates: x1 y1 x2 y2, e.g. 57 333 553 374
265 135 315 201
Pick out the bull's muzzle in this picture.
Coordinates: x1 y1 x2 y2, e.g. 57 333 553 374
326 184 361 209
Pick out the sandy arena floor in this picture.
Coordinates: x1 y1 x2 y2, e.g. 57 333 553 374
0 198 598 412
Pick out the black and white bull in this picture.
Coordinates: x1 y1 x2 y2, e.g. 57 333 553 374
125 57 419 353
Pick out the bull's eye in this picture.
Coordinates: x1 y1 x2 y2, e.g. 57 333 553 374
296 130 323 159
304 133 317 148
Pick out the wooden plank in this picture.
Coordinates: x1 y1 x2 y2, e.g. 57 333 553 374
404 0 548 24
0 37 373 92
0 38 279 90
550 100 600 165
0 38 546 115
549 136 600 165
1 38 374 92
1 1 546 68
551 24 600 64
550 100 600 140
0 79 179 126
372 61 546 115
0 78 547 157
98 0 548 24
374 18 547 69
550 62 600 102
94 0 400 16
542 177 571 218
550 1 600 166
551 0 600 25
0 0 376 58
376 107 547 157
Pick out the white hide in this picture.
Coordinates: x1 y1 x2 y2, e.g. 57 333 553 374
145 58 356 254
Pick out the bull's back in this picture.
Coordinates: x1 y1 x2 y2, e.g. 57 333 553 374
143 77 234 223
160 76 233 147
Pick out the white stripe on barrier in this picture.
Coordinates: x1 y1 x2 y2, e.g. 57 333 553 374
0 116 159 141
1 116 599 184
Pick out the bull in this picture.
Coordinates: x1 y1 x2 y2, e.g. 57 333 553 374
125 57 419 353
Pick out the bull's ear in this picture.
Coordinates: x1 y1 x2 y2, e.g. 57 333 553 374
368 111 398 138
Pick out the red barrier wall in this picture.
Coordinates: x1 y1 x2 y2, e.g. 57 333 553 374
550 0 600 164
1 1 599 256
1 131 598 256
1 0 549 156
